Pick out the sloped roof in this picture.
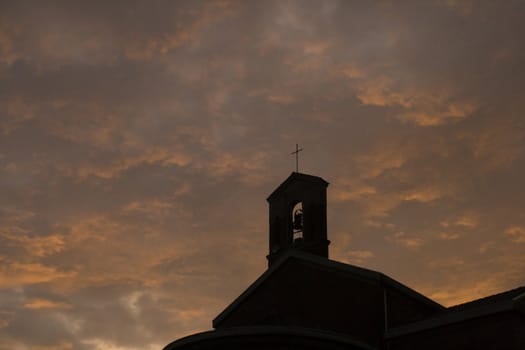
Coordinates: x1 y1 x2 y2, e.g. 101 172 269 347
385 286 525 339
447 285 525 313
267 172 329 201
213 250 444 328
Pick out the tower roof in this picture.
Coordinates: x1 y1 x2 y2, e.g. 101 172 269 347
267 172 329 202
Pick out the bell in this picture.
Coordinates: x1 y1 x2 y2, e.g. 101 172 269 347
293 209 303 231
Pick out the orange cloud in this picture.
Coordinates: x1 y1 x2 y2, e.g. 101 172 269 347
57 147 192 180
427 257 465 269
504 226 525 243
0 260 76 288
402 187 443 202
82 338 163 350
126 1 238 61
33 341 74 350
459 119 525 172
24 298 71 310
2 233 65 257
338 250 375 265
356 76 478 126
123 199 174 213
398 100 478 126
333 181 449 219
303 41 331 55
440 212 480 229
357 76 413 109
478 241 495 254
437 232 460 240
426 275 506 306
354 147 407 179
391 232 424 249
207 150 271 185
454 213 479 229
338 63 365 79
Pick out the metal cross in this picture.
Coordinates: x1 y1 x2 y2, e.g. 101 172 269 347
290 143 303 173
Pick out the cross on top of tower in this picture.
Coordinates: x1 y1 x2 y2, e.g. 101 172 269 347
291 144 303 173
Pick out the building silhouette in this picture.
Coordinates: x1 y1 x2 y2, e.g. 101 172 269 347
164 172 525 350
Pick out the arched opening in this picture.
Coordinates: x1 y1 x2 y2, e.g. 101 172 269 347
291 202 303 242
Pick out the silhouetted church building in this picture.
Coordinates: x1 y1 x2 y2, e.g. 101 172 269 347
164 173 525 350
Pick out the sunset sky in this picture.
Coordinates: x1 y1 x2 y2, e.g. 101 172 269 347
1 1 525 349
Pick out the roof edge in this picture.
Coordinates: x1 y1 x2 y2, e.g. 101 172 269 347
212 250 293 327
385 298 519 339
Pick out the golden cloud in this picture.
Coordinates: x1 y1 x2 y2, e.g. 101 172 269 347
338 250 376 265
2 233 65 257
478 241 495 254
57 148 191 180
426 275 506 306
24 298 71 310
0 260 76 288
207 150 271 185
504 226 525 243
356 76 478 126
33 341 74 350
302 41 331 55
123 199 174 215
391 232 424 249
402 187 443 202
427 257 465 269
338 63 365 79
437 232 460 240
440 212 479 229
459 119 525 172
357 76 413 108
126 1 238 61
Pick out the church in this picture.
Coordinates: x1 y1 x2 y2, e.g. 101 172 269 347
164 172 525 350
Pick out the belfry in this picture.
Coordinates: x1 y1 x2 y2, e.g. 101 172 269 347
267 172 330 266
163 172 525 350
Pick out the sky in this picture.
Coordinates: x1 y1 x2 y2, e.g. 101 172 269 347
1 0 525 349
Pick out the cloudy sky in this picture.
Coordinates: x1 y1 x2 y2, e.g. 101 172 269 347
1 0 525 349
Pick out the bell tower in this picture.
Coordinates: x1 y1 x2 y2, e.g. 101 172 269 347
266 172 330 267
